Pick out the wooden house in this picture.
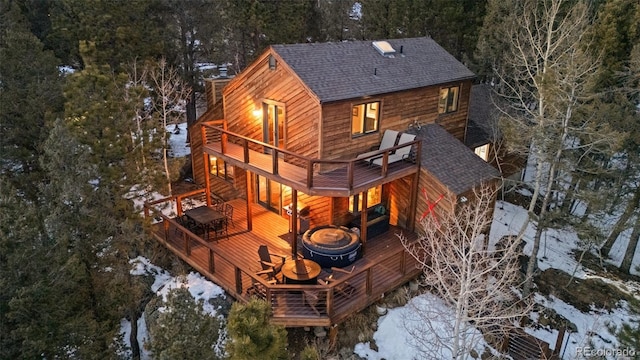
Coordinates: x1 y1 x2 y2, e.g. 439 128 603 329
145 37 500 327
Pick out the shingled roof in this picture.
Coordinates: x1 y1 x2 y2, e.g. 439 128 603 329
271 37 475 103
465 84 499 148
408 124 499 195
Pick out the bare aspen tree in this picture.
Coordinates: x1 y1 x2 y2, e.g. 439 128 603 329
147 58 192 195
488 0 622 295
399 184 531 360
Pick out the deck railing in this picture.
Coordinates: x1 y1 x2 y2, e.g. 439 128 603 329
201 121 421 194
143 193 420 327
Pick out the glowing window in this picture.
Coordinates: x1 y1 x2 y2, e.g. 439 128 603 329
349 185 382 213
352 101 380 136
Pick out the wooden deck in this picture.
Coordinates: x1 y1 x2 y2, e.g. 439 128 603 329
145 193 421 327
201 122 421 197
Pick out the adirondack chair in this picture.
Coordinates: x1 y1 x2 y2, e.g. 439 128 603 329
257 245 287 283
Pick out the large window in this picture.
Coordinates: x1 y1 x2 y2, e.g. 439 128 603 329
209 156 234 181
438 86 460 114
352 101 380 136
349 185 382 213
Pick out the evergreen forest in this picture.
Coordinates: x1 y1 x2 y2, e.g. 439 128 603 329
1 0 639 358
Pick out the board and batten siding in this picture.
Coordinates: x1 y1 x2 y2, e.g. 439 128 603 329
223 51 321 160
320 80 473 160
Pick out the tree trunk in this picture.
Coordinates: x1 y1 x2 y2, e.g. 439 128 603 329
601 185 640 257
620 216 640 274
129 309 140 360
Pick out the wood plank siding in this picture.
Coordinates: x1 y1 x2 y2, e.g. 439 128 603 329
320 80 473 161
222 51 321 160
144 195 421 327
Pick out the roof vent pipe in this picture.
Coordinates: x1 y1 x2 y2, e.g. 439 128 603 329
400 45 403 54
374 68 377 76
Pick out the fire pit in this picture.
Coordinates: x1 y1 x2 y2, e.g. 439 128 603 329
301 225 361 268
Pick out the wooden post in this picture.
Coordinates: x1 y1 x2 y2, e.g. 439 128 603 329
235 267 243 295
272 149 278 175
176 195 183 215
307 159 314 188
203 152 212 207
291 189 298 258
554 327 566 356
360 191 368 255
245 170 253 231
325 289 334 317
209 249 215 273
243 138 249 163
409 169 420 232
347 161 354 190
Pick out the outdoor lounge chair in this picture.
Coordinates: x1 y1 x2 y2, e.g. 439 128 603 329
356 129 399 160
257 245 287 282
370 133 416 166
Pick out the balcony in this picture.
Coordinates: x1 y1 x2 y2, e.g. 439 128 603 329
200 121 421 197
144 189 421 327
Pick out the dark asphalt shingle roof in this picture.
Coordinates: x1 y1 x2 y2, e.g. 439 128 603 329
271 37 475 103
466 84 499 148
408 124 499 195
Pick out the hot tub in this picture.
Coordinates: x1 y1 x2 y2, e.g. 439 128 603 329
301 225 362 268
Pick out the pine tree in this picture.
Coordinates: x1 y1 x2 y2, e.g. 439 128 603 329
226 298 288 360
146 287 222 360
0 0 63 199
48 0 166 70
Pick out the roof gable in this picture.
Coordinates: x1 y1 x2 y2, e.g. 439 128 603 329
271 37 475 103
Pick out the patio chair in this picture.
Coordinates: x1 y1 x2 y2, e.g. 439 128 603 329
257 245 287 282
356 129 399 160
224 203 234 228
319 266 356 298
211 197 224 212
211 218 229 241
371 133 416 167
174 214 197 235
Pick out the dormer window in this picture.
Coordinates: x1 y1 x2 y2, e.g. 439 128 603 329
438 85 460 114
352 101 380 136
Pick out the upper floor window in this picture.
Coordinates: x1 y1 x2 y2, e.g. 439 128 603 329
438 86 460 114
209 156 234 181
352 101 380 136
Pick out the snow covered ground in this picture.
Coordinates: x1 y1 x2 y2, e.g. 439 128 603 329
120 123 639 359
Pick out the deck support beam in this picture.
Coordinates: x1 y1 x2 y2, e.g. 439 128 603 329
360 191 368 255
291 189 298 258
202 127 212 207
245 170 253 231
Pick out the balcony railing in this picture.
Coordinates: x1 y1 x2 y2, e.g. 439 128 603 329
201 121 421 196
143 193 421 327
